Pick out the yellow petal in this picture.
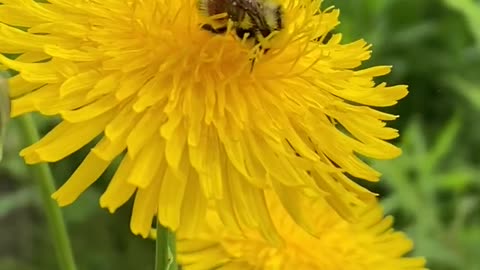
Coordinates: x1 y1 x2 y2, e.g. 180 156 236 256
100 155 136 213
52 139 112 206
130 176 162 238
126 139 165 188
20 111 113 163
158 155 189 230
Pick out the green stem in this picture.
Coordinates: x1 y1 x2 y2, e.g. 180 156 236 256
155 221 178 270
18 114 77 270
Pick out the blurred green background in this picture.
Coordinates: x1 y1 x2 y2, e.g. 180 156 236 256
1 0 480 269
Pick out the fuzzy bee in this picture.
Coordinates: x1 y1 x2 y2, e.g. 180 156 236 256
198 0 284 69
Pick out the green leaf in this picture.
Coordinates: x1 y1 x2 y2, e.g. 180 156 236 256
0 74 11 162
446 75 480 110
444 0 480 45
0 188 34 218
424 113 461 176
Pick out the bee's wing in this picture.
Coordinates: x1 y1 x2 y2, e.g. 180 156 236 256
0 74 10 162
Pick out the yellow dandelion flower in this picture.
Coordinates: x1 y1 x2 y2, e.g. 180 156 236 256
177 194 427 270
1 0 407 241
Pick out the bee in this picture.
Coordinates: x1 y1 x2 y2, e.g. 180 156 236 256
198 0 284 70
0 74 10 162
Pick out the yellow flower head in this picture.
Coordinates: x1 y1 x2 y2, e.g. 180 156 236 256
0 0 407 240
177 195 427 270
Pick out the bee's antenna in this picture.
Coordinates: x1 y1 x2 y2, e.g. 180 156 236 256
250 58 256 73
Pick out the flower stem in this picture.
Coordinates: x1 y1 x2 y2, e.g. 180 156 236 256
18 114 77 270
155 221 178 270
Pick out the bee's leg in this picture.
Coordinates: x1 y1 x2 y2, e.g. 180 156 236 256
233 28 256 73
250 58 256 73
201 24 228 34
235 28 255 40
314 31 333 44
250 45 272 73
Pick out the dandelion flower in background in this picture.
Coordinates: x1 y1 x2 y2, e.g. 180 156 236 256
0 0 407 241
177 194 427 270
